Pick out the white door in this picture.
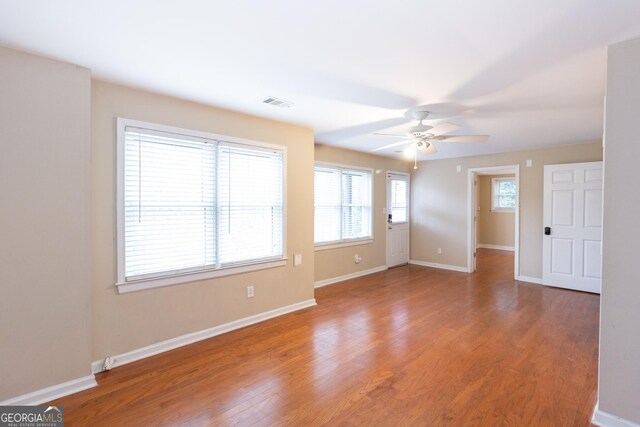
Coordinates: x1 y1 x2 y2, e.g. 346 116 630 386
386 172 410 267
543 162 603 293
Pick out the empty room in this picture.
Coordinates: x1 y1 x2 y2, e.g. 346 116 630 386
1 1 639 426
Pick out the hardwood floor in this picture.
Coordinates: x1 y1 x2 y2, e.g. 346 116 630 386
49 249 600 426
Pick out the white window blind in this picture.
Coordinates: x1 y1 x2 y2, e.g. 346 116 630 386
120 122 284 284
124 128 216 280
313 166 342 243
218 144 283 266
314 164 372 245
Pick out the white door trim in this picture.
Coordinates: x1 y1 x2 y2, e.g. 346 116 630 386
386 170 410 267
467 165 520 278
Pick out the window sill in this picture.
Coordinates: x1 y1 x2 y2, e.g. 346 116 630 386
116 258 288 294
315 239 374 251
491 208 516 213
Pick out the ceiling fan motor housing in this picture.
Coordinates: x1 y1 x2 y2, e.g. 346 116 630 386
408 123 432 137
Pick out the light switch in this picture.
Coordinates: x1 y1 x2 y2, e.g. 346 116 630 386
526 159 533 167
294 254 302 266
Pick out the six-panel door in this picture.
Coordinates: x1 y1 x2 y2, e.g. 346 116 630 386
542 162 603 293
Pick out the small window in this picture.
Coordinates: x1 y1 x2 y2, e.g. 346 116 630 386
116 118 286 292
314 163 372 246
492 177 516 212
389 176 408 223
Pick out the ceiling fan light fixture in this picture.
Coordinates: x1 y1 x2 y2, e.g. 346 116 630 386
402 146 415 159
415 139 429 152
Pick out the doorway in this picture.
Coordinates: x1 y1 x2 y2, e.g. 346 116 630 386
467 165 520 278
386 171 410 267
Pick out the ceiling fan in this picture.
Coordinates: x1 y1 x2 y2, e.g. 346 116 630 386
370 110 488 167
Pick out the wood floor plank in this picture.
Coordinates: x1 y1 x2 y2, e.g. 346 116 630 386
47 249 600 426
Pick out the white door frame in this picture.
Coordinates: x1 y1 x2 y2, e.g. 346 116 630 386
386 170 410 266
467 165 520 278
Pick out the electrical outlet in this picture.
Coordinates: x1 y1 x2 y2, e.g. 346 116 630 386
246 285 254 298
354 254 362 264
437 248 443 255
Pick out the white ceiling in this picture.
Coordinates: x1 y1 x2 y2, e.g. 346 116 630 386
1 0 640 160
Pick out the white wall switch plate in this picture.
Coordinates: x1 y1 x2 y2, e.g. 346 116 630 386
294 254 302 266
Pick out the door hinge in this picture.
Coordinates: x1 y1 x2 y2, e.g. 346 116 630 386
474 252 476 258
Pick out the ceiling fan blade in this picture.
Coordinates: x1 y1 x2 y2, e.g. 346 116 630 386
428 123 461 136
316 117 411 142
371 140 413 152
434 135 489 143
372 132 406 138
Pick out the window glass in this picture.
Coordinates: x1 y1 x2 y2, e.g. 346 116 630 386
390 178 408 223
314 164 372 245
492 178 516 211
121 123 284 283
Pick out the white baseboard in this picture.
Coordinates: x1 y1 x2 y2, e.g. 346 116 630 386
477 243 515 251
314 266 388 288
91 298 317 374
516 275 544 285
409 260 469 273
593 404 640 427
0 375 97 406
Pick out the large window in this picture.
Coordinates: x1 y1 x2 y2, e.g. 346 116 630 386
492 177 516 212
117 119 285 292
314 163 372 246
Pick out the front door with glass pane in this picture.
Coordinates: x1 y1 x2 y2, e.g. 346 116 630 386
386 172 410 267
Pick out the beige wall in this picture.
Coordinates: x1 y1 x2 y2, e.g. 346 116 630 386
92 81 315 359
478 175 515 247
314 144 410 282
597 37 640 424
411 142 602 278
0 47 92 399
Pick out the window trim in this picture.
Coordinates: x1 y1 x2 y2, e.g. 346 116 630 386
314 239 374 252
491 176 516 213
116 117 288 294
313 161 374 249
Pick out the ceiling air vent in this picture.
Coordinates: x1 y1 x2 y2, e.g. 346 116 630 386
262 96 293 108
